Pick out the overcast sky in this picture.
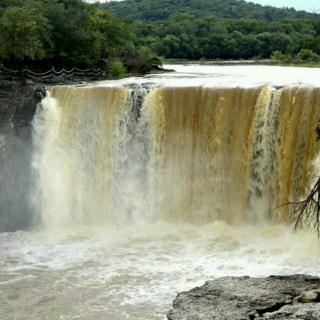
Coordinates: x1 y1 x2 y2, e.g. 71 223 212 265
249 0 320 12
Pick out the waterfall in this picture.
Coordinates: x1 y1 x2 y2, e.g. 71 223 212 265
33 84 320 228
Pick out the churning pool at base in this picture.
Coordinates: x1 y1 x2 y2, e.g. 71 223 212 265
0 222 319 320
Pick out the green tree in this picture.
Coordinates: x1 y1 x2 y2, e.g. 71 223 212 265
157 35 182 58
125 46 163 73
270 50 285 61
106 58 127 78
89 9 131 63
0 7 51 65
103 0 320 61
297 49 319 62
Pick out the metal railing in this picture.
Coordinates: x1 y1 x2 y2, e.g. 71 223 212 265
0 65 106 82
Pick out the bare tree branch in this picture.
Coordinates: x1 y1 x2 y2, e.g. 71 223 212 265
288 176 320 237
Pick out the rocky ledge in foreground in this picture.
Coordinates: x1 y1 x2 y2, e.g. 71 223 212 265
167 275 320 320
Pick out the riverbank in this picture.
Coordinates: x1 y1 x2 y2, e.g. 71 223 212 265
165 59 320 68
0 65 172 86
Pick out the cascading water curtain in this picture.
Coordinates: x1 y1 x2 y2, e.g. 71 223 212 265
33 84 320 229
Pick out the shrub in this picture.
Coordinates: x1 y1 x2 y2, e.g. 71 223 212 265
297 49 319 62
106 59 127 78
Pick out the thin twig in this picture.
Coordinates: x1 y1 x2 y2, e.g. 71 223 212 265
288 176 320 236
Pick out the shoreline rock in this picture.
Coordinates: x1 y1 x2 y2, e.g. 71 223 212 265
167 275 320 320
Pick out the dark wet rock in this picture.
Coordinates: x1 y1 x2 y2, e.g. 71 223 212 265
0 79 45 232
167 275 320 320
0 79 45 126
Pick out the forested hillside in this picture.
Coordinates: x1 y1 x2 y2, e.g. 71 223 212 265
103 0 317 21
103 0 320 60
1 0 319 71
0 0 161 76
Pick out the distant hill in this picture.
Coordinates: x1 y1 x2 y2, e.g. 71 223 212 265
100 0 320 61
102 0 319 22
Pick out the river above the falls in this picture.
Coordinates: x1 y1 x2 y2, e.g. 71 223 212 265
1 65 320 320
103 64 320 87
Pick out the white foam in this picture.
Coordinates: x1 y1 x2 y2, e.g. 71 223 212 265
91 64 320 88
1 223 320 319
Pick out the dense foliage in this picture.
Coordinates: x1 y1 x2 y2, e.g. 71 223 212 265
103 0 320 60
2 0 319 72
0 0 161 76
104 0 317 21
271 49 320 65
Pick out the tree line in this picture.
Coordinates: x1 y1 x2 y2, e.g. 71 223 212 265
0 0 162 77
103 0 320 61
104 0 318 22
2 0 319 76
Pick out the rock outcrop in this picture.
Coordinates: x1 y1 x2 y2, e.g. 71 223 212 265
167 275 320 320
0 78 45 231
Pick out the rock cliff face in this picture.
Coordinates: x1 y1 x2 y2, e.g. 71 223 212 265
167 275 320 320
0 79 45 232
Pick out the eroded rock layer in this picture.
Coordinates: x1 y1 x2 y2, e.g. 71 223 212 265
167 275 320 320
